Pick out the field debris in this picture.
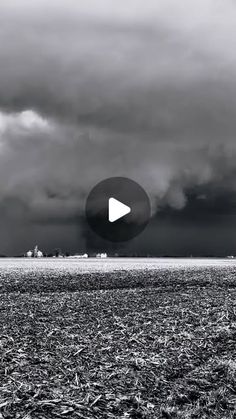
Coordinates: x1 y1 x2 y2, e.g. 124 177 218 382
0 266 236 417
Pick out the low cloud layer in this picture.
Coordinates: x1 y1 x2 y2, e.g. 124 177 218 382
0 0 236 254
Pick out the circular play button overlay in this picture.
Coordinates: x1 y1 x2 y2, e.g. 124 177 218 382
86 177 151 242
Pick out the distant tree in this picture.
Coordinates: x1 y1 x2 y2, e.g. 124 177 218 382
54 248 62 257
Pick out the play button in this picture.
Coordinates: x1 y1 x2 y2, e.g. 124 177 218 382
86 177 151 242
109 198 131 223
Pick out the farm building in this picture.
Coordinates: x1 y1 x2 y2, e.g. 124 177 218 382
26 245 43 258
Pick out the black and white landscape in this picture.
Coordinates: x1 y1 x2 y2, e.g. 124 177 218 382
1 1 236 418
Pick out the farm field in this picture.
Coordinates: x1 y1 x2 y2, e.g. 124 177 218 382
0 259 236 418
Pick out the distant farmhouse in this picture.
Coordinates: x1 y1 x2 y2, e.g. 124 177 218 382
26 245 43 258
68 253 89 259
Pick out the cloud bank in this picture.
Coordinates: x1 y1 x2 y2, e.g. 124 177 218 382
0 0 236 254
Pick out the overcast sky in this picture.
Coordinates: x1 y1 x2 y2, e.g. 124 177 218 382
1 0 236 255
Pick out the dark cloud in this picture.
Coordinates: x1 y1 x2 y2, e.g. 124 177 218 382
0 0 236 254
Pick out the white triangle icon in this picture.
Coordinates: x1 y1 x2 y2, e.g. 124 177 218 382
108 197 131 223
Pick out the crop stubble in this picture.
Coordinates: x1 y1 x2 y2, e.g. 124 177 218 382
0 266 236 418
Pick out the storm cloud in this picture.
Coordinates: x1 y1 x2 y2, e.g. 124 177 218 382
0 0 236 255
